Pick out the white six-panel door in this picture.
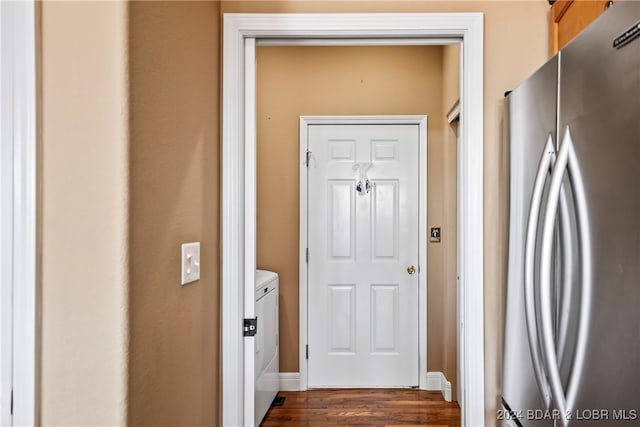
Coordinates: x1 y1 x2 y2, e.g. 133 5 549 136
307 124 420 387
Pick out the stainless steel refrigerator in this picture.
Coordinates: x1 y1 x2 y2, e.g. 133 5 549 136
502 1 640 426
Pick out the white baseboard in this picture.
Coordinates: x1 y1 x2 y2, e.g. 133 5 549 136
425 371 452 402
279 372 301 391
280 371 451 401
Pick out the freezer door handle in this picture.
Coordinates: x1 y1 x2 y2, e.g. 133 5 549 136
523 135 555 409
539 127 593 425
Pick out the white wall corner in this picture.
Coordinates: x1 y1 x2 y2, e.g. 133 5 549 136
279 373 301 391
443 377 453 402
426 371 453 402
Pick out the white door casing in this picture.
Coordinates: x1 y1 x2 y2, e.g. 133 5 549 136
222 13 484 427
0 0 37 424
306 122 421 388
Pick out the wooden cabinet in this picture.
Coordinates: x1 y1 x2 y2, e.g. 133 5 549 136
550 0 615 54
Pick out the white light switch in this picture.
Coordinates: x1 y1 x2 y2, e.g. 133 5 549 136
181 242 200 285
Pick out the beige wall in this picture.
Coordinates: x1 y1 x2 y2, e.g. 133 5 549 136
256 45 452 375
226 1 549 424
128 2 220 426
41 1 221 425
41 1 129 425
441 43 460 400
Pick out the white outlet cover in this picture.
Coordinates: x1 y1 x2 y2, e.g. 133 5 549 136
181 242 200 285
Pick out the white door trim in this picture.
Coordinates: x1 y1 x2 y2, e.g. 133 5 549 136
298 115 428 391
256 38 460 47
0 0 38 424
222 13 485 427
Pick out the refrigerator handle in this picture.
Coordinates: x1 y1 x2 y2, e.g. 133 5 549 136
539 127 593 425
556 185 574 364
539 130 569 424
564 128 593 414
524 135 555 409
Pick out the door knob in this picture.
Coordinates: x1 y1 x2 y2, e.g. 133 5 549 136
407 265 416 275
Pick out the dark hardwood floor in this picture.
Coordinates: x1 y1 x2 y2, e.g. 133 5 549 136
260 389 461 426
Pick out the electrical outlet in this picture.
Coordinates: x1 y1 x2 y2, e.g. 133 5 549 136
181 242 200 285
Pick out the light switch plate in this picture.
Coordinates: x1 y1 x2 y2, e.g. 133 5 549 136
181 242 200 285
430 227 441 243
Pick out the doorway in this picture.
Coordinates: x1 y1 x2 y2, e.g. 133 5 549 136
302 118 426 389
221 13 485 427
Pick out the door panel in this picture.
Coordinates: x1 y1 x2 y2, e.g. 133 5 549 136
328 285 356 353
307 123 419 388
328 181 355 259
371 284 399 354
372 180 399 259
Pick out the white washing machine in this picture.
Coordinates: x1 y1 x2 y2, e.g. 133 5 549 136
254 270 279 426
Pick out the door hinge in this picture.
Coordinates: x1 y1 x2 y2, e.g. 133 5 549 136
306 248 309 263
10 389 13 415
243 317 257 337
305 150 312 167
306 344 309 360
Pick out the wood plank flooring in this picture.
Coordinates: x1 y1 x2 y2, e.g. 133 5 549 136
260 389 461 426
